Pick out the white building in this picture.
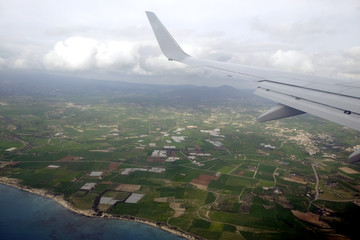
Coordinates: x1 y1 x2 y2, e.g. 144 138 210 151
121 168 133 175
80 183 97 191
151 150 167 158
47 165 60 169
89 171 103 177
172 136 185 143
164 146 176 149
165 157 180 162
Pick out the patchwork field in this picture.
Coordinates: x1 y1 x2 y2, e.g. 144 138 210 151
1 78 360 240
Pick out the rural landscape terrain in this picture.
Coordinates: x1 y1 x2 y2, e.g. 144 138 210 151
1 74 360 240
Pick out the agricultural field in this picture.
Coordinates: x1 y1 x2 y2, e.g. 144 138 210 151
1 77 360 239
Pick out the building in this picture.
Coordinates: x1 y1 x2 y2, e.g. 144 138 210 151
171 136 185 142
100 197 118 205
47 165 60 169
163 146 176 149
165 157 180 162
121 168 133 175
151 150 167 157
80 183 97 191
89 171 103 177
206 140 223 147
125 193 144 203
149 167 166 173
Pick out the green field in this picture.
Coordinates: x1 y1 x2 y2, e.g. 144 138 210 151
1 78 360 240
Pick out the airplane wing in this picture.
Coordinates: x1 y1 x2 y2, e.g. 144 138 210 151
145 11 360 162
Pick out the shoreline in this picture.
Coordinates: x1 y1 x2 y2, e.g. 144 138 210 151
0 177 199 240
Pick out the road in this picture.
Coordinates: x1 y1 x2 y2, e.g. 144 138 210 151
273 167 278 186
253 162 260 179
312 163 319 200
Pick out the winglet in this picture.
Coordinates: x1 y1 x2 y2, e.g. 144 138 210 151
145 11 190 61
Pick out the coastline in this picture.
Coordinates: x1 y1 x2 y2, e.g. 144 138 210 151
0 177 199 240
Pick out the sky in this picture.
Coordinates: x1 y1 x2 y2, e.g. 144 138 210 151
0 0 359 87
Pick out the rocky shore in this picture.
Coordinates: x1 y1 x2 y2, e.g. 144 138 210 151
0 177 199 240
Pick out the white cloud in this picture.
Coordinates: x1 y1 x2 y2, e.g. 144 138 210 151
43 37 98 70
12 58 29 69
0 0 359 84
42 36 190 75
43 37 143 72
269 50 314 73
95 41 137 69
0 55 37 70
0 56 5 69
343 46 360 61
339 46 360 78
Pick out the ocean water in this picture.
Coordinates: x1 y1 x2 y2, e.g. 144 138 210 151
0 184 181 240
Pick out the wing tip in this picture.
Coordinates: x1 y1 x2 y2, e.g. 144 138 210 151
145 11 189 61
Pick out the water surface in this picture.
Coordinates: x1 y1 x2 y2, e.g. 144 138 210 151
0 184 181 240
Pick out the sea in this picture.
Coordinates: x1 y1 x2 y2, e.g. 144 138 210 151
0 184 182 240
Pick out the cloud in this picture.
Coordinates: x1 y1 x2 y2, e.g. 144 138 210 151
95 41 136 69
307 45 360 79
43 37 98 70
43 37 144 72
1 0 359 84
0 52 39 70
5 33 359 83
251 18 331 40
343 46 360 61
0 56 5 69
269 50 314 73
338 46 360 78
42 36 190 75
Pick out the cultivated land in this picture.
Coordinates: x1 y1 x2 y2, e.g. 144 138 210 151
1 76 360 240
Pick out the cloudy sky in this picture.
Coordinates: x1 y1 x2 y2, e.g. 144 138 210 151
0 0 359 86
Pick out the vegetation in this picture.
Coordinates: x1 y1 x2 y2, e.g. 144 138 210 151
1 76 360 239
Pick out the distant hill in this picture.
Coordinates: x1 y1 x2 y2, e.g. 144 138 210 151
0 71 268 108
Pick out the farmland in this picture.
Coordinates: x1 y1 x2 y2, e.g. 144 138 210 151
1 77 360 239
